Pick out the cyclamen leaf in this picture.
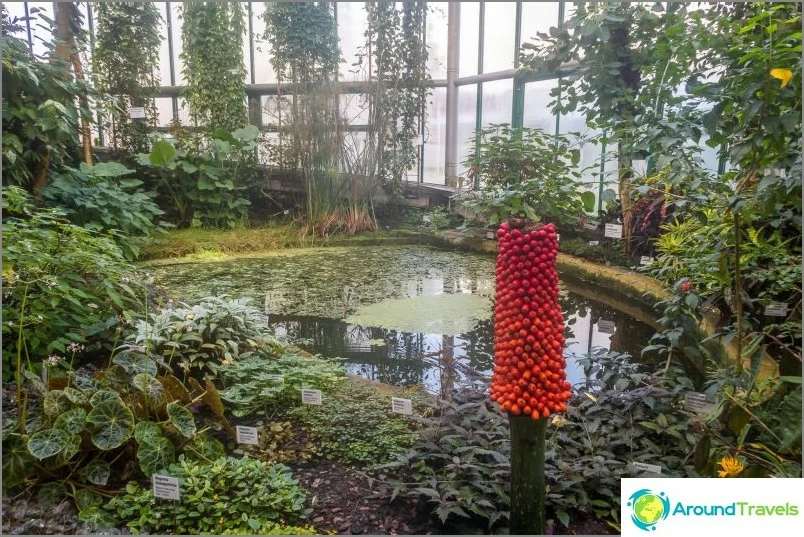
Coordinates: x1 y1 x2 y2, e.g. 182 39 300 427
89 390 124 407
136 436 175 477
167 401 196 438
132 372 166 405
43 390 72 419
113 351 158 377
134 421 162 444
53 407 87 435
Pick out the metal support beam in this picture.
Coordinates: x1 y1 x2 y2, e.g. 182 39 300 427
444 2 460 187
165 2 179 122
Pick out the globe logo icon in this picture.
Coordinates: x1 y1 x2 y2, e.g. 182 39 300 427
627 489 670 531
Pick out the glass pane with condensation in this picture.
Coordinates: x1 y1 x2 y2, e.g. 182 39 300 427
482 2 516 73
338 2 369 81
423 87 447 184
523 78 559 133
459 2 480 77
480 79 513 128
520 2 560 47
427 4 448 80
457 84 478 177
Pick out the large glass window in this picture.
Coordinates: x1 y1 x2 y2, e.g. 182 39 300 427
458 2 480 77
522 78 559 133
457 84 478 177
482 2 516 73
427 4 448 80
520 2 560 45
337 2 368 81
423 87 447 184
481 79 513 127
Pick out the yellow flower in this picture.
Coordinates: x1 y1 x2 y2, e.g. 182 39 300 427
770 68 793 88
717 455 745 478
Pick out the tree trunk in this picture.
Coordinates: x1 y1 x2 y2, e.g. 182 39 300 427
71 53 93 165
509 415 547 535
618 140 634 257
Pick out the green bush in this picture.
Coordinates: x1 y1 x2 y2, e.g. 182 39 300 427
293 381 422 465
103 457 308 535
125 296 284 377
41 162 167 259
1 186 143 367
216 352 346 417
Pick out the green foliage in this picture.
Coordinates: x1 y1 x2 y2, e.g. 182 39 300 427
1 8 87 188
382 350 700 530
293 381 421 465
93 2 162 152
1 186 143 362
103 457 308 535
138 128 258 229
180 2 247 131
41 161 167 259
126 296 284 377
221 522 317 535
216 353 346 417
559 237 629 267
419 206 461 234
461 124 585 227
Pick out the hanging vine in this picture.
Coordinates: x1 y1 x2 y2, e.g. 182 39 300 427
180 2 247 131
364 2 430 200
93 2 161 152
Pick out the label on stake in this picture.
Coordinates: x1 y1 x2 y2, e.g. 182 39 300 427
41 361 48 385
764 302 788 317
235 425 259 445
597 319 616 334
639 256 654 266
301 389 322 405
152 474 180 500
391 397 413 415
604 223 623 239
128 106 146 119
486 231 495 240
588 240 599 246
631 461 662 474
684 392 716 414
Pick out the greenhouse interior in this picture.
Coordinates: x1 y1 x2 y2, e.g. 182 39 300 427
1 1 802 535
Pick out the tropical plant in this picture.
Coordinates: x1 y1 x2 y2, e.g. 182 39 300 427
41 161 167 259
1 187 144 379
102 457 308 534
461 124 586 228
125 296 284 378
93 2 162 152
1 7 88 192
216 353 346 417
138 126 259 229
180 2 247 131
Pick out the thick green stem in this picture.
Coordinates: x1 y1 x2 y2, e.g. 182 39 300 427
509 415 547 535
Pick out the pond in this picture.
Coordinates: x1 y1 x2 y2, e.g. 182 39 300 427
150 245 660 394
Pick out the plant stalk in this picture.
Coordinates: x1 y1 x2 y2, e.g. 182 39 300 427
508 415 547 535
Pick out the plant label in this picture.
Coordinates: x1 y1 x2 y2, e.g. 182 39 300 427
597 319 616 334
604 223 623 239
301 389 322 405
556 233 560 241
486 231 495 240
588 240 599 246
41 361 48 384
265 374 284 384
391 397 413 415
152 474 180 501
764 302 788 317
412 135 423 146
639 256 654 266
631 461 662 474
684 392 716 414
235 425 259 445
128 106 146 119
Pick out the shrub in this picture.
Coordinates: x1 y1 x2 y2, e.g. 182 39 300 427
1 186 143 369
125 296 284 377
103 457 308 535
41 162 167 259
292 381 423 465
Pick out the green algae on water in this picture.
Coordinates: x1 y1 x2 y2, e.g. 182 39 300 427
345 293 492 335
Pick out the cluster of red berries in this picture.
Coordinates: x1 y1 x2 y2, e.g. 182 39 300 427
489 221 571 419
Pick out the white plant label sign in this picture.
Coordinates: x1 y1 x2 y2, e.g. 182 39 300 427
235 425 259 445
631 461 662 474
486 231 495 240
301 389 322 406
764 302 788 317
391 397 413 415
597 319 616 334
639 256 654 266
604 223 623 239
128 106 146 119
684 392 716 414
556 233 560 242
588 240 599 246
152 474 180 501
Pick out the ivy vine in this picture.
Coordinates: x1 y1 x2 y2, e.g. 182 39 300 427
180 2 247 131
93 2 162 152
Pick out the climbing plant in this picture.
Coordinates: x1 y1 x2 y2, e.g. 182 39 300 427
93 2 162 152
363 2 430 201
180 2 246 131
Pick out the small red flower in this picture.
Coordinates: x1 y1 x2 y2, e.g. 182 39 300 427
680 281 693 293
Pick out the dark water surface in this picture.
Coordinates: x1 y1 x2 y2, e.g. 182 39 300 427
150 245 659 393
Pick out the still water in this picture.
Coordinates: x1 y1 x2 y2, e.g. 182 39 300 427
150 245 657 394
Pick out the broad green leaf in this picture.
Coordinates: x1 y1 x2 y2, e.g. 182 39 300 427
149 139 176 166
62 387 87 406
43 390 72 419
75 488 103 511
136 436 175 477
167 401 196 438
184 432 225 462
2 437 35 490
89 390 124 407
132 372 165 405
86 400 135 450
38 482 67 508
134 421 163 444
53 407 87 435
27 428 71 459
580 191 597 213
81 459 111 486
112 351 158 377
